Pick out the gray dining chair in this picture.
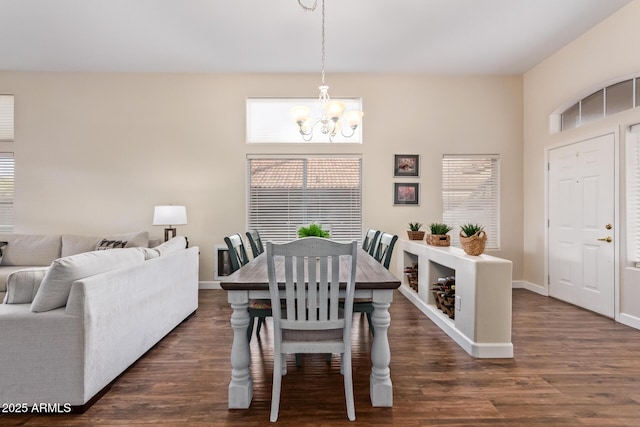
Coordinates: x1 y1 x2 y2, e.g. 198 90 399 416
266 237 358 422
225 233 270 342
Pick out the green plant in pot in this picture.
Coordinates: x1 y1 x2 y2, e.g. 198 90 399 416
459 223 487 255
427 222 452 246
407 222 425 241
297 222 330 238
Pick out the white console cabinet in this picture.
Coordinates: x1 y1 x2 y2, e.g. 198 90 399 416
397 239 513 358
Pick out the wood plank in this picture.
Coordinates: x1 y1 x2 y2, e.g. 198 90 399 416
3 289 640 426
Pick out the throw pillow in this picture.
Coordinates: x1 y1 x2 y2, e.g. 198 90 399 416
30 248 145 312
95 239 127 250
3 267 49 304
0 241 7 264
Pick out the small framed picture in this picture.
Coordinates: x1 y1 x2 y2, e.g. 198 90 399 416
394 183 419 205
394 154 419 177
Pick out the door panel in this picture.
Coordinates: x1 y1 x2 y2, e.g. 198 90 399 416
548 133 615 317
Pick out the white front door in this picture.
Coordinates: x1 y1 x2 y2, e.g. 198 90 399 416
548 133 615 317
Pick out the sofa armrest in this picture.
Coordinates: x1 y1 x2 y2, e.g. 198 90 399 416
0 304 85 405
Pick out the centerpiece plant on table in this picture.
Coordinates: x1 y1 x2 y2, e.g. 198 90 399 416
297 222 331 238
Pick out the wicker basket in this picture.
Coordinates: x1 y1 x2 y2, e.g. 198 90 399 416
407 230 425 241
459 230 487 256
426 234 450 246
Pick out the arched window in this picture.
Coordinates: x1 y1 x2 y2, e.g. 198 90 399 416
557 76 639 132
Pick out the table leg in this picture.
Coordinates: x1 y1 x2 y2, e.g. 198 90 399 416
228 291 253 409
370 289 393 407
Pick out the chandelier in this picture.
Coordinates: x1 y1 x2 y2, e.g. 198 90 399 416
291 0 364 142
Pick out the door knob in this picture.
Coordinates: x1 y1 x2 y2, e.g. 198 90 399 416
605 224 612 230
597 236 612 243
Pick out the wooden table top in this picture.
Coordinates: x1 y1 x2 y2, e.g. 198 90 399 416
220 248 400 291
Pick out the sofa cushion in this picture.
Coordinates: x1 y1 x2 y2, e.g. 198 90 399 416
30 248 145 312
0 234 62 266
3 267 49 304
153 236 188 257
61 231 149 257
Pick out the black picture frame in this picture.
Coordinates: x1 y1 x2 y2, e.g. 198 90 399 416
393 154 420 177
393 183 419 205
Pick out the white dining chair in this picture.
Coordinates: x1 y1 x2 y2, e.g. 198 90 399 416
266 237 358 422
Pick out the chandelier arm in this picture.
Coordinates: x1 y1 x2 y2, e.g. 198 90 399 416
297 0 318 12
340 126 357 139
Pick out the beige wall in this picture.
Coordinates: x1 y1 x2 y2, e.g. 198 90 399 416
0 72 523 282
523 0 640 321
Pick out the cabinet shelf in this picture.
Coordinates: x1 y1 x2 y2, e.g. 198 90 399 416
396 240 513 358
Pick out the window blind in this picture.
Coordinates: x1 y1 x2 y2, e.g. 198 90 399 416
0 95 14 142
247 156 362 243
442 154 500 249
627 125 640 263
0 153 14 232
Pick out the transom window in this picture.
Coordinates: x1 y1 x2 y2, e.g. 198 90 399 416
560 77 639 131
247 155 362 243
246 98 363 143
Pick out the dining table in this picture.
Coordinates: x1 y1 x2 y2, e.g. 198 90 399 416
220 247 401 409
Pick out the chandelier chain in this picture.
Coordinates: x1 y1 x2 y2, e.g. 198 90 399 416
297 0 325 85
321 0 325 86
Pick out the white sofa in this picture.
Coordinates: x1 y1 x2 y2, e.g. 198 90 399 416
0 231 159 302
0 235 199 411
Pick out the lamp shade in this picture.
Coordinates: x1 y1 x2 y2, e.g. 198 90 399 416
153 205 187 226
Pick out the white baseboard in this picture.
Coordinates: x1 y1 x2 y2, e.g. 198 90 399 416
619 312 640 330
398 285 513 359
199 281 222 290
513 280 547 296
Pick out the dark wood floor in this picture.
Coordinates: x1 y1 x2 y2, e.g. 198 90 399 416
3 289 640 426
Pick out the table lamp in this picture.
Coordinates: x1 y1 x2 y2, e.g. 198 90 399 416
153 205 187 241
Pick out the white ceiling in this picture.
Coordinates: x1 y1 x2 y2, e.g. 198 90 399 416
0 0 632 75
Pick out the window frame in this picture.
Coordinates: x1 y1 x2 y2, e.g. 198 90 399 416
246 154 363 243
442 154 501 250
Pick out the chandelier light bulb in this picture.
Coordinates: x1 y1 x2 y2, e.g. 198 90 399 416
343 110 364 129
290 105 311 124
325 100 345 121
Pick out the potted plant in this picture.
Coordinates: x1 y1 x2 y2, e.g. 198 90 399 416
427 223 452 246
297 222 330 238
407 222 425 241
459 223 487 255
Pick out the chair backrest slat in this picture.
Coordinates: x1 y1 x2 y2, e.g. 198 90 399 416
246 229 264 258
267 237 357 329
362 228 380 256
374 232 398 270
224 233 250 273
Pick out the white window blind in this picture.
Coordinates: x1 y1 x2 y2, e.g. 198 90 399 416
626 125 640 264
247 156 362 243
0 153 14 232
442 154 500 249
0 95 14 142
